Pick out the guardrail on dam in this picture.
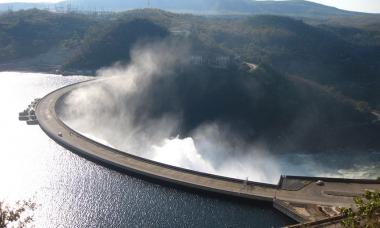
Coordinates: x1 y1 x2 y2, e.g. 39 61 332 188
36 79 380 227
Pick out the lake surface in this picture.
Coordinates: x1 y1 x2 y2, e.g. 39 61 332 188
0 72 293 227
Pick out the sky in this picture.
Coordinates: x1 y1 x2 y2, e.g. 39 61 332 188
0 0 379 14
310 0 380 13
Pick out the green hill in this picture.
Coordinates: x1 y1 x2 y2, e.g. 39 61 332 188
187 14 380 108
0 9 94 62
0 10 378 97
64 18 169 70
0 9 379 107
112 63 380 152
0 9 379 153
1 0 375 17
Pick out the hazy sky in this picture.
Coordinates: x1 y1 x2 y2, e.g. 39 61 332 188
310 0 380 13
0 0 379 14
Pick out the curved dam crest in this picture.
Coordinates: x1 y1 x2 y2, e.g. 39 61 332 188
36 78 380 226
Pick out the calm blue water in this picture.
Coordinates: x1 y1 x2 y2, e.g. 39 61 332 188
0 72 293 227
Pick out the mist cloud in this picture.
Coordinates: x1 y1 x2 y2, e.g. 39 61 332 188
58 40 283 183
59 40 380 184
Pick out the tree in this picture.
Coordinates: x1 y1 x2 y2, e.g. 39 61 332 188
341 190 380 228
0 199 36 228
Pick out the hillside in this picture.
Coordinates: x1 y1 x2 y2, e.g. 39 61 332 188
198 15 380 106
65 18 169 70
0 9 379 153
61 10 380 108
73 63 380 152
0 9 95 62
0 9 379 107
0 3 53 12
55 0 368 17
1 0 375 17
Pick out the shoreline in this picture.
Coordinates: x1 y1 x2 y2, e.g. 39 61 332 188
0 64 95 77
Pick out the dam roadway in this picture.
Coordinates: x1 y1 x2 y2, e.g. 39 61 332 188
36 79 380 227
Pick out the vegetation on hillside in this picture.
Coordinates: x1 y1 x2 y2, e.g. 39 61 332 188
0 9 379 151
1 9 378 106
65 18 169 70
0 9 95 61
193 15 380 107
120 63 380 152
1 0 369 17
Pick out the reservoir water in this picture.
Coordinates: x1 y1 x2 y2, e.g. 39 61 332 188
0 72 292 227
